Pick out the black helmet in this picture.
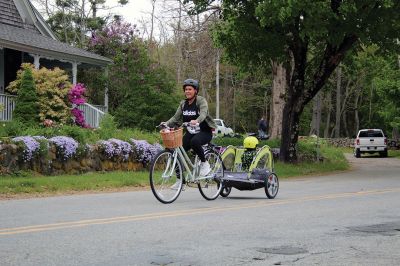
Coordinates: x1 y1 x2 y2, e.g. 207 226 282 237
183 79 199 91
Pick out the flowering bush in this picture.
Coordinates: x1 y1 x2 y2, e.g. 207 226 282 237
68 83 88 128
98 138 132 160
12 136 40 162
49 136 79 160
7 63 72 124
131 139 162 165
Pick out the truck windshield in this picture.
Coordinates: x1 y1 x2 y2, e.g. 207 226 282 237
359 131 384 138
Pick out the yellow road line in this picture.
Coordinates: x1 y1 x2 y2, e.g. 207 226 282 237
1 187 399 236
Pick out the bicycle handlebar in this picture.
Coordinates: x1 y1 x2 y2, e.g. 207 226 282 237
157 122 199 130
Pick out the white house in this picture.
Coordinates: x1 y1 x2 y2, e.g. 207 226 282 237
0 0 112 127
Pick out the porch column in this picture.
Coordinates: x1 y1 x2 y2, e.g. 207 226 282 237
72 62 78 85
0 47 4 93
33 54 40 69
104 67 109 112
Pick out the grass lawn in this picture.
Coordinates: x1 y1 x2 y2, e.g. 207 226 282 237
0 171 149 197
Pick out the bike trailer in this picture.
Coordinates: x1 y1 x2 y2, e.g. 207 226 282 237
220 145 279 198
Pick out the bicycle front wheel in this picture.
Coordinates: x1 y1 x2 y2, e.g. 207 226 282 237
150 150 183 204
198 150 223 200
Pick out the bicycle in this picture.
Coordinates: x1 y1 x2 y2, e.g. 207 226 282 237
149 123 224 204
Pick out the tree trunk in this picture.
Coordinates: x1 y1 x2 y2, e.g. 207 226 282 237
392 128 400 140
176 1 183 84
309 91 321 136
280 95 303 162
270 62 287 139
335 65 341 138
354 87 361 135
324 90 332 138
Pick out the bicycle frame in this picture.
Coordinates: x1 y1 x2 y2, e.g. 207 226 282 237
165 146 213 183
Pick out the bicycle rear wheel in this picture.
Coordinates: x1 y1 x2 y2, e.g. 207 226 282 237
198 150 223 200
150 150 183 204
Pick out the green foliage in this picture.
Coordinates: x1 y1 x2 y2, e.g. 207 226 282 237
12 68 39 126
7 64 72 125
1 121 161 145
0 120 27 137
87 21 179 131
97 113 118 140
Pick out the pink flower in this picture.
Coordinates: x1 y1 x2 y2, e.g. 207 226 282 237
68 83 89 128
43 119 54 127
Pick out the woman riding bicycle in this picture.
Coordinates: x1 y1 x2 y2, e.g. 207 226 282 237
163 79 216 177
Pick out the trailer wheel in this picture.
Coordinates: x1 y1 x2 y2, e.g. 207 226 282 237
220 186 232 197
265 173 279 199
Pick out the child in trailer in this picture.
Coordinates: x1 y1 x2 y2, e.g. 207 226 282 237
241 136 259 171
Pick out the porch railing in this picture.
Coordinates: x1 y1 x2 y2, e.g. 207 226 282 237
1 93 106 128
78 103 105 128
0 93 16 121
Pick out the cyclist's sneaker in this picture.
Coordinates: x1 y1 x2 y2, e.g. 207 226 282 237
199 161 211 176
170 180 184 190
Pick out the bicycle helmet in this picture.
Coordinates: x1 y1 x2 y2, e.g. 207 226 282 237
183 79 199 92
243 136 259 149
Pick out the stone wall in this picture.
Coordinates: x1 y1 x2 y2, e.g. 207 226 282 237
0 143 145 176
323 138 355 147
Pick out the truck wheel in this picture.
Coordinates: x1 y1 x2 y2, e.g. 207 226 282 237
380 150 388 158
354 148 361 158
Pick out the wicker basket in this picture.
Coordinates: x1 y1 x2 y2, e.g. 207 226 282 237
160 128 183 148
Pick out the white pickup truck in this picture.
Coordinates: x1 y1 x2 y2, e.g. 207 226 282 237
213 119 234 137
354 129 388 158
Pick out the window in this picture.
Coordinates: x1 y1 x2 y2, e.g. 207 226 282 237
359 130 384 138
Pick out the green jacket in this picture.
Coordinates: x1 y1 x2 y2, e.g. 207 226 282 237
166 96 217 129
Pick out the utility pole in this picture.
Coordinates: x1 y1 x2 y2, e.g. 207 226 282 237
215 49 220 119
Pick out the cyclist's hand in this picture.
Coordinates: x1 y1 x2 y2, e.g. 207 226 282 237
157 122 168 129
190 120 199 126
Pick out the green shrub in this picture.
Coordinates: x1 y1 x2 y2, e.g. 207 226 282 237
12 68 39 126
97 114 118 140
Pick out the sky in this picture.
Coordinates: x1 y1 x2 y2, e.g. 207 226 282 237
32 0 155 25
99 0 154 25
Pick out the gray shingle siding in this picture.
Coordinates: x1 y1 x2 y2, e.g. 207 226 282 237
0 0 38 32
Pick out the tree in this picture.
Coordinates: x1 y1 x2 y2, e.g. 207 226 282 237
13 68 39 126
189 0 400 162
87 20 178 130
33 0 128 47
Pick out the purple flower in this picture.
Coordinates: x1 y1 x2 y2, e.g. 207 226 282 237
131 139 162 164
49 136 79 160
98 139 132 160
12 136 40 161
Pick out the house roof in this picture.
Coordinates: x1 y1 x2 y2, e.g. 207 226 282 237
0 0 112 67
0 23 112 66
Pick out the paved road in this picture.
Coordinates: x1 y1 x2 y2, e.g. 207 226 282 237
1 154 400 265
